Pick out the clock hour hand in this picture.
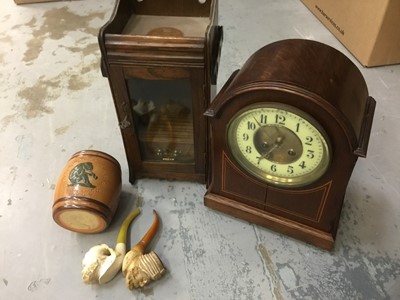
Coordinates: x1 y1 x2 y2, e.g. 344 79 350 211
257 136 284 164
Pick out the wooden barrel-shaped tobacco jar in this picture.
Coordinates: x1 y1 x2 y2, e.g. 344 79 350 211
53 150 122 233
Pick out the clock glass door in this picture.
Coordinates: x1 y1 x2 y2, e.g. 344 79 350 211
126 76 194 163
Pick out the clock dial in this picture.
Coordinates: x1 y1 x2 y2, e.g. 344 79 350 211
227 103 331 187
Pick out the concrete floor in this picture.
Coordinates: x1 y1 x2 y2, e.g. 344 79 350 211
1 0 399 299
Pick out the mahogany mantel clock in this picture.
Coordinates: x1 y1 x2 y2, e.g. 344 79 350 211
204 39 376 250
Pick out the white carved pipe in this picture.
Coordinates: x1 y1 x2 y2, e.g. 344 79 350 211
81 208 141 284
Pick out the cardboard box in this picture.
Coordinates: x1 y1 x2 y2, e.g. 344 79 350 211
301 0 400 67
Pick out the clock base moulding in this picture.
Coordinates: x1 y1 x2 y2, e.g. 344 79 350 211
204 193 335 250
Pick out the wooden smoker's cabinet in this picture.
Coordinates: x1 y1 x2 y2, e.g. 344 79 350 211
99 0 222 183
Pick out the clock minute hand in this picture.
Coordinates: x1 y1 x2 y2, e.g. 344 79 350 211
252 115 262 127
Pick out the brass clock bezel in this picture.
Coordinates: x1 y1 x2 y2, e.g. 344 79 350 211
226 102 331 188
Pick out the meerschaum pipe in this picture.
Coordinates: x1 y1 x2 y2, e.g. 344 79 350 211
81 208 141 284
122 210 166 289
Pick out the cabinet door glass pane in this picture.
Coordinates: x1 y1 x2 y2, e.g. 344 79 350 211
126 78 194 163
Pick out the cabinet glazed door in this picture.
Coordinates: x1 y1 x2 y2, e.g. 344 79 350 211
107 65 207 182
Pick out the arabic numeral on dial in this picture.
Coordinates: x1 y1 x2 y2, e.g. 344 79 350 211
243 133 249 141
307 149 315 159
247 121 256 130
287 165 294 174
260 114 268 124
299 161 306 169
271 164 277 172
275 114 286 125
305 136 313 146
296 123 300 132
246 146 252 153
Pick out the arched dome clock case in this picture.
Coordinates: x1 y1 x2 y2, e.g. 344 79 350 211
204 39 376 250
